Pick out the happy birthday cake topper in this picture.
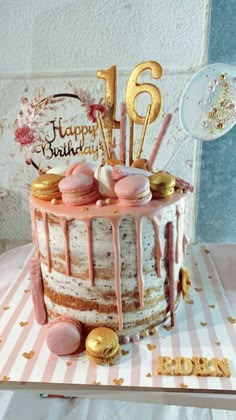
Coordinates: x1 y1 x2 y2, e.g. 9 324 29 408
14 61 170 173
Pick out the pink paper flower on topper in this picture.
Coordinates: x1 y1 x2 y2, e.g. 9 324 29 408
87 103 107 123
14 126 35 147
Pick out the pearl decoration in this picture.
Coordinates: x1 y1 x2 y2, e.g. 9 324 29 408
140 330 149 338
105 198 112 205
150 326 158 335
122 336 130 344
51 198 57 205
131 334 140 342
96 199 104 207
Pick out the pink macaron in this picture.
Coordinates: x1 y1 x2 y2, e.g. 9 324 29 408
114 174 152 207
46 317 83 356
59 173 99 206
66 161 96 177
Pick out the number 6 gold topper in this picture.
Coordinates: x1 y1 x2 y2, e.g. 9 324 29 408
126 61 163 125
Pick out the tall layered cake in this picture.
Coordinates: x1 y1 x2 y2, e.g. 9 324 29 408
30 164 193 346
20 60 194 356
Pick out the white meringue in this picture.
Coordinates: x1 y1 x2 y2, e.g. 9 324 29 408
94 165 116 198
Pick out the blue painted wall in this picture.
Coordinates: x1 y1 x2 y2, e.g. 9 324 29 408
196 0 236 242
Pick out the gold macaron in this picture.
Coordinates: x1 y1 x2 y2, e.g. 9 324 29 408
149 171 175 199
85 327 120 365
32 173 64 201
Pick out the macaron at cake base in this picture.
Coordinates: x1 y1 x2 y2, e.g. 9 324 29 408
46 317 83 356
85 327 120 365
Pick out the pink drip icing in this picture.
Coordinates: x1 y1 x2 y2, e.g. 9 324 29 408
84 219 94 287
182 196 189 256
135 217 144 307
175 206 181 264
29 257 47 324
42 212 51 272
183 233 188 257
167 221 175 326
60 217 71 276
111 219 123 331
151 217 162 278
31 206 40 258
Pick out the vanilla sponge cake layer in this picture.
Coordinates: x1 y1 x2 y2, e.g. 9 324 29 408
30 193 189 338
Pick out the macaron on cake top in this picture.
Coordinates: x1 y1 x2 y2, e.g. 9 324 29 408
32 173 64 201
149 171 176 199
85 327 120 365
66 161 96 177
114 174 152 207
59 173 99 206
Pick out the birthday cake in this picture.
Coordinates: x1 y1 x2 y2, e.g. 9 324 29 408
30 166 192 345
14 61 194 356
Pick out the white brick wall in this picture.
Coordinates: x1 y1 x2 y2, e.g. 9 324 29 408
0 0 210 244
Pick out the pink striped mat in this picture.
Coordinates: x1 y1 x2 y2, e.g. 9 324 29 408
0 243 235 391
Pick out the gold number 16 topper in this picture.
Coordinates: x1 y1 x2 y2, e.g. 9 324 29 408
97 61 163 167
